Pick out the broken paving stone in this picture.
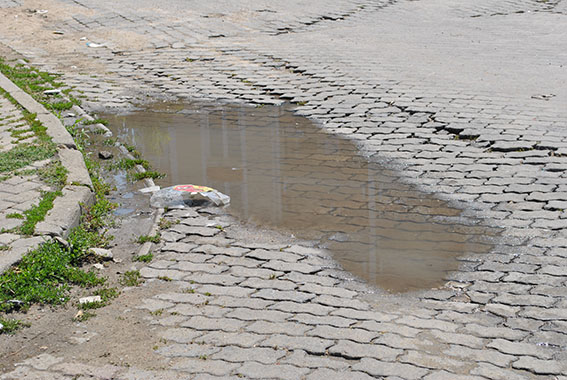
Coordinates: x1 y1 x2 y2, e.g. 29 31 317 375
98 151 113 159
89 247 113 260
93 263 104 270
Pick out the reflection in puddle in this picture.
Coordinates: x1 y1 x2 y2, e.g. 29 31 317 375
104 102 498 292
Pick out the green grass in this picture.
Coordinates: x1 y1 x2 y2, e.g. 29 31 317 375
14 168 37 177
134 253 153 263
137 233 160 244
0 317 29 334
158 218 178 230
0 143 55 173
94 287 120 302
120 270 142 287
132 171 165 181
0 240 104 313
124 144 141 159
15 161 68 235
83 118 109 126
0 58 81 113
19 190 61 235
79 300 104 310
38 161 68 189
10 127 32 139
77 287 119 310
73 310 95 322
6 213 23 219
0 88 56 174
102 138 116 146
115 158 150 170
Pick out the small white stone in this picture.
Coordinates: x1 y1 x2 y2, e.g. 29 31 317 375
79 296 102 304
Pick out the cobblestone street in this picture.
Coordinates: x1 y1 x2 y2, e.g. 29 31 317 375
0 0 567 378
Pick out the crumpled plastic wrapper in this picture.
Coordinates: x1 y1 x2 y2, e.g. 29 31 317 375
149 184 230 208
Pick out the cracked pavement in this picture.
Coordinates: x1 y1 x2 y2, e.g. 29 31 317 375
1 0 567 378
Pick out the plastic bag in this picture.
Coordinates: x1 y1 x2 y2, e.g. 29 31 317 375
150 184 230 208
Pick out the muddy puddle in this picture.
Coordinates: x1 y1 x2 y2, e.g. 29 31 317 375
103 102 498 293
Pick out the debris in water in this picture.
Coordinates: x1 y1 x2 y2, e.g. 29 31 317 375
150 184 230 208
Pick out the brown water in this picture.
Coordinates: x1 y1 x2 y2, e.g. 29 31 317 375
104 102 497 293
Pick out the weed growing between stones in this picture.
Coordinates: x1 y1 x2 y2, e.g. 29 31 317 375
132 170 165 181
137 233 161 244
0 58 81 111
158 217 178 230
18 190 61 235
110 158 150 171
15 161 69 235
0 102 56 174
83 118 109 126
134 253 154 263
38 160 68 188
5 213 23 219
105 151 166 184
120 270 142 287
0 142 54 173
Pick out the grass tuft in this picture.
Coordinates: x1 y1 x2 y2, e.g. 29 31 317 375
19 190 61 235
0 317 30 334
83 118 109 126
0 240 104 313
134 253 154 263
132 171 165 181
120 271 142 287
137 233 161 244
0 143 55 173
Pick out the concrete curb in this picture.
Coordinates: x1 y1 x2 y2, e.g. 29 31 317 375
0 72 94 272
0 73 75 148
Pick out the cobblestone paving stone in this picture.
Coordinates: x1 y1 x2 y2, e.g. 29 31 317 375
1 0 567 378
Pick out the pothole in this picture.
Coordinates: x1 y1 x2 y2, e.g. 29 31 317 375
103 101 500 293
